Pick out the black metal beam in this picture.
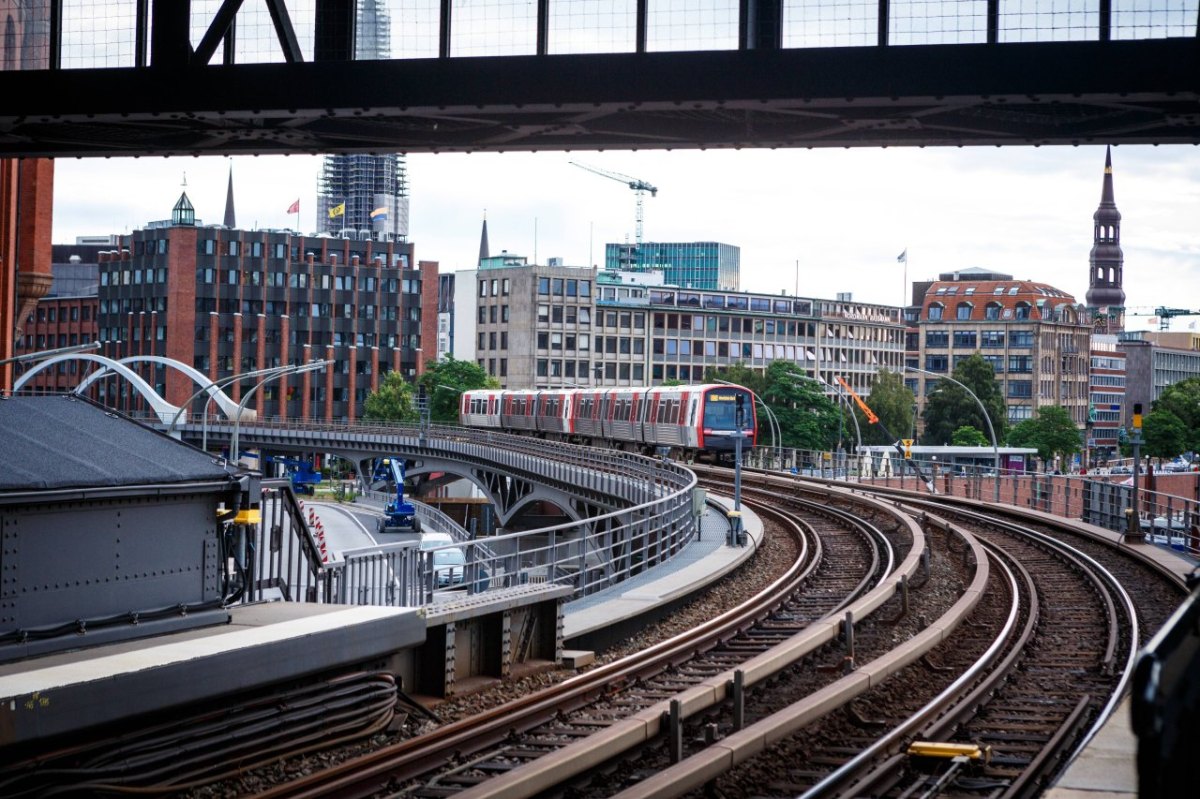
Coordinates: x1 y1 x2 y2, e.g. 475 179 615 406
0 39 1196 157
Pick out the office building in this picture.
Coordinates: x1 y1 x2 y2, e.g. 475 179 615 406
913 268 1091 426
12 247 102 393
1118 330 1200 426
92 189 432 422
605 241 740 291
1088 335 1126 465
456 255 905 394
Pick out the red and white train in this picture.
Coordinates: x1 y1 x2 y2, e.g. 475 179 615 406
459 383 758 461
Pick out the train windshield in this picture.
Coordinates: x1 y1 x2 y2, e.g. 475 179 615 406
703 388 751 430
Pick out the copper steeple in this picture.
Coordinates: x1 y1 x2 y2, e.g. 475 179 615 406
1085 146 1125 331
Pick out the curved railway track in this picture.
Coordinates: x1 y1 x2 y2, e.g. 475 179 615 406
250 495 919 799
5 463 1186 799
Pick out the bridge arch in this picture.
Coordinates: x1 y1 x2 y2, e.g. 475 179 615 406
14 353 182 424
73 355 253 422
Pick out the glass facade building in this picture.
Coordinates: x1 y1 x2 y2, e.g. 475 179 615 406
605 241 740 291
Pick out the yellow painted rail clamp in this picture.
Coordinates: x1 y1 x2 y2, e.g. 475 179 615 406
907 741 992 764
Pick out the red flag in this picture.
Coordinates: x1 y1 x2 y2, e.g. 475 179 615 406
286 199 300 214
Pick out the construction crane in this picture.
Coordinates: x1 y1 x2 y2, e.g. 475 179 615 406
1124 306 1200 331
570 161 658 252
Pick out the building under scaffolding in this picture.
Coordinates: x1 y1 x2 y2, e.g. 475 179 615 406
316 1 409 241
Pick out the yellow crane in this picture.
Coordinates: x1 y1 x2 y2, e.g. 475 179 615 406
570 161 658 251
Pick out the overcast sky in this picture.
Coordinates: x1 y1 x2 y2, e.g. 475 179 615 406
52 144 1200 332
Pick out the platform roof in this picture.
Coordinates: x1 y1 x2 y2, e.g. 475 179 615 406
0 394 232 494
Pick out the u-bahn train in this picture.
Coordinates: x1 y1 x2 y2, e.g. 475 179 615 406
459 383 758 461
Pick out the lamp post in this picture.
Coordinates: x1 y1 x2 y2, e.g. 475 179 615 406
712 379 780 464
164 364 297 448
0 340 102 368
230 360 329 465
731 393 745 546
903 365 1000 502
815 377 863 478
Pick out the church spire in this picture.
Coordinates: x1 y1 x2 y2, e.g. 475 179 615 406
223 161 236 228
478 210 490 266
1085 146 1125 332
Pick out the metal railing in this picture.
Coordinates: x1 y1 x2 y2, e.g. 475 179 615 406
220 424 701 610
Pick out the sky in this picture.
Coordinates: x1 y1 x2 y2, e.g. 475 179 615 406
52 144 1200 332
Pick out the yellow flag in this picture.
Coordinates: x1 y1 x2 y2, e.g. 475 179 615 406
328 202 346 219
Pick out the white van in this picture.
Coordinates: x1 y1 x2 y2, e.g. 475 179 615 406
419 532 466 588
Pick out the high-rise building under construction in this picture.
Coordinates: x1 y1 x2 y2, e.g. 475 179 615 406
317 1 409 241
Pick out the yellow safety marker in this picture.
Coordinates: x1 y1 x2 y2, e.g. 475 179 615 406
233 508 262 525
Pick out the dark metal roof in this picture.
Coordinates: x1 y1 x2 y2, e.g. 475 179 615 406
0 395 233 493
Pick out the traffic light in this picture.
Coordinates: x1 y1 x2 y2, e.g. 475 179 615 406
1132 403 1143 429
902 438 914 459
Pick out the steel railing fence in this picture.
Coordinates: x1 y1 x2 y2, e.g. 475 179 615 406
210 420 702 609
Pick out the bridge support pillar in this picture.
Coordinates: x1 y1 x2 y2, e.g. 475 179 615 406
404 585 570 700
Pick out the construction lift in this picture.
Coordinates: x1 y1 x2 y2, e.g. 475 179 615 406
836 376 937 494
371 457 420 533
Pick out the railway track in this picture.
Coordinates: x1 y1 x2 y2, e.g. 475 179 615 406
250 490 928 799
8 466 1184 799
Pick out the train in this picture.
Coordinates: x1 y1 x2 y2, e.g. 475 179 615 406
459 383 758 462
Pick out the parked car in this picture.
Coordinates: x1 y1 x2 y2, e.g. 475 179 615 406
419 532 466 588
1111 465 1133 474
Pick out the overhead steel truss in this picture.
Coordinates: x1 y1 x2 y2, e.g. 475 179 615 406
0 2 1197 157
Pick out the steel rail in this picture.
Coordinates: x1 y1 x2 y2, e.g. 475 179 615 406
249 499 819 799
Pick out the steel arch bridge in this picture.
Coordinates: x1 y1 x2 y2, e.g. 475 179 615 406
0 1 1196 157
13 354 182 424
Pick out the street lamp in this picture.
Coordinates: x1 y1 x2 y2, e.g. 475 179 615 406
0 340 101 368
903 365 1000 502
815 376 863 477
230 360 329 465
165 364 298 448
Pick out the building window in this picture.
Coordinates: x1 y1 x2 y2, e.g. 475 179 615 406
925 355 948 372
956 302 972 320
925 330 949 348
952 331 977 348
928 303 944 321
1014 302 1031 320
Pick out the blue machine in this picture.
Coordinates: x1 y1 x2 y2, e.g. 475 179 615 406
371 457 420 533
266 456 323 496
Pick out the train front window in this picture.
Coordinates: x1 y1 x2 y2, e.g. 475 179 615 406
704 390 749 430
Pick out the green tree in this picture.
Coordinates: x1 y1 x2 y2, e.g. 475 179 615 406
857 369 916 446
1007 405 1081 471
362 371 419 423
1153 377 1200 452
951 425 989 447
417 356 499 423
703 362 766 397
1142 410 1188 463
921 354 1008 445
760 361 842 451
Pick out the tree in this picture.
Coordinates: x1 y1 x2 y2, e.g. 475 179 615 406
1007 405 1080 471
760 361 842 451
1143 410 1188 463
703 362 765 397
951 425 989 447
858 369 916 446
921 354 1008 445
362 371 419 423
1153 377 1200 453
417 356 499 423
